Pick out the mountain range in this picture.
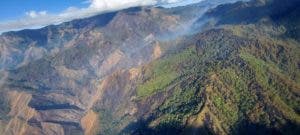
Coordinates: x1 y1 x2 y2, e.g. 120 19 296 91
0 0 299 134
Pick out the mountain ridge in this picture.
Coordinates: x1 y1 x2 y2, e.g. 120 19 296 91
0 0 299 134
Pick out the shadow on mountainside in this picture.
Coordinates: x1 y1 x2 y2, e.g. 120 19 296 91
119 116 300 135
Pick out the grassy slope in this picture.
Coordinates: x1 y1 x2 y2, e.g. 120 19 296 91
97 0 300 134
125 23 300 134
136 47 197 98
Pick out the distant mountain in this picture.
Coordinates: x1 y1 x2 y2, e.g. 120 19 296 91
0 0 299 135
203 0 300 40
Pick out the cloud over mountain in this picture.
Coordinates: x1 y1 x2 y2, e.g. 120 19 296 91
0 0 200 33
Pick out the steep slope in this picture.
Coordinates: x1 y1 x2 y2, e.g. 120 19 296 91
92 0 300 134
0 3 207 135
99 28 299 135
0 0 299 135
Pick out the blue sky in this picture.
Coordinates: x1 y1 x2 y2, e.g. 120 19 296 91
0 0 88 22
0 0 206 33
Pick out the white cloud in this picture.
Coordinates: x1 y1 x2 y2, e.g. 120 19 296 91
89 0 155 10
0 0 198 33
88 0 184 9
25 11 47 18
